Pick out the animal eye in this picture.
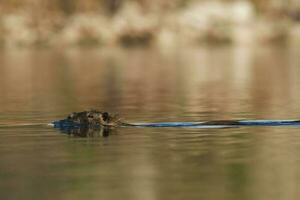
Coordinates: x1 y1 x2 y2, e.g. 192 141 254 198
102 112 109 121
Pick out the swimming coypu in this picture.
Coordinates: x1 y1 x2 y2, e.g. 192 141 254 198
66 110 122 127
48 110 118 137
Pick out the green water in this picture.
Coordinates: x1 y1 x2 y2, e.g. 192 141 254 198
0 46 300 200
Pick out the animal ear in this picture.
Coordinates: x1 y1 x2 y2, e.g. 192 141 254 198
102 112 109 121
68 112 76 119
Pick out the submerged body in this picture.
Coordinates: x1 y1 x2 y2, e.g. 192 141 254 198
52 110 300 129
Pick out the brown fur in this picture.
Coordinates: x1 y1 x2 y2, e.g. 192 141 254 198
67 110 120 127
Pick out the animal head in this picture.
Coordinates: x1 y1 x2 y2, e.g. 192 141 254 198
68 110 118 126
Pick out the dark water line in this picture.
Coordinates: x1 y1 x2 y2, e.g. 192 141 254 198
2 119 300 130
127 120 300 127
52 119 300 129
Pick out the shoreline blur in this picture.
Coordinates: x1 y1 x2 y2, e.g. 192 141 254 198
0 0 300 48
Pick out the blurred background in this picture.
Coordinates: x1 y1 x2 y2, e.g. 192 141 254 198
0 0 300 48
1 1 300 200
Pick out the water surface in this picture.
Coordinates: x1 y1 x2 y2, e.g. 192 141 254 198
0 46 300 200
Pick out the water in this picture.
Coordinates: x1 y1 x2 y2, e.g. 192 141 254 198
0 45 300 200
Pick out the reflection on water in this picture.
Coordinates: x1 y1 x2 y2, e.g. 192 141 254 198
0 45 300 200
57 126 112 138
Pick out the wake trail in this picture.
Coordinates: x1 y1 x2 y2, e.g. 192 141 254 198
0 123 48 128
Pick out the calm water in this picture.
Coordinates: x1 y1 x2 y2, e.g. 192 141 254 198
0 46 300 200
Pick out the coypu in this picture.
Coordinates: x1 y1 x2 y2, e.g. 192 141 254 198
53 110 127 137
65 110 122 127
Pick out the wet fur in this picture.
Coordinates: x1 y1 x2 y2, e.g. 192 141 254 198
67 110 121 127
